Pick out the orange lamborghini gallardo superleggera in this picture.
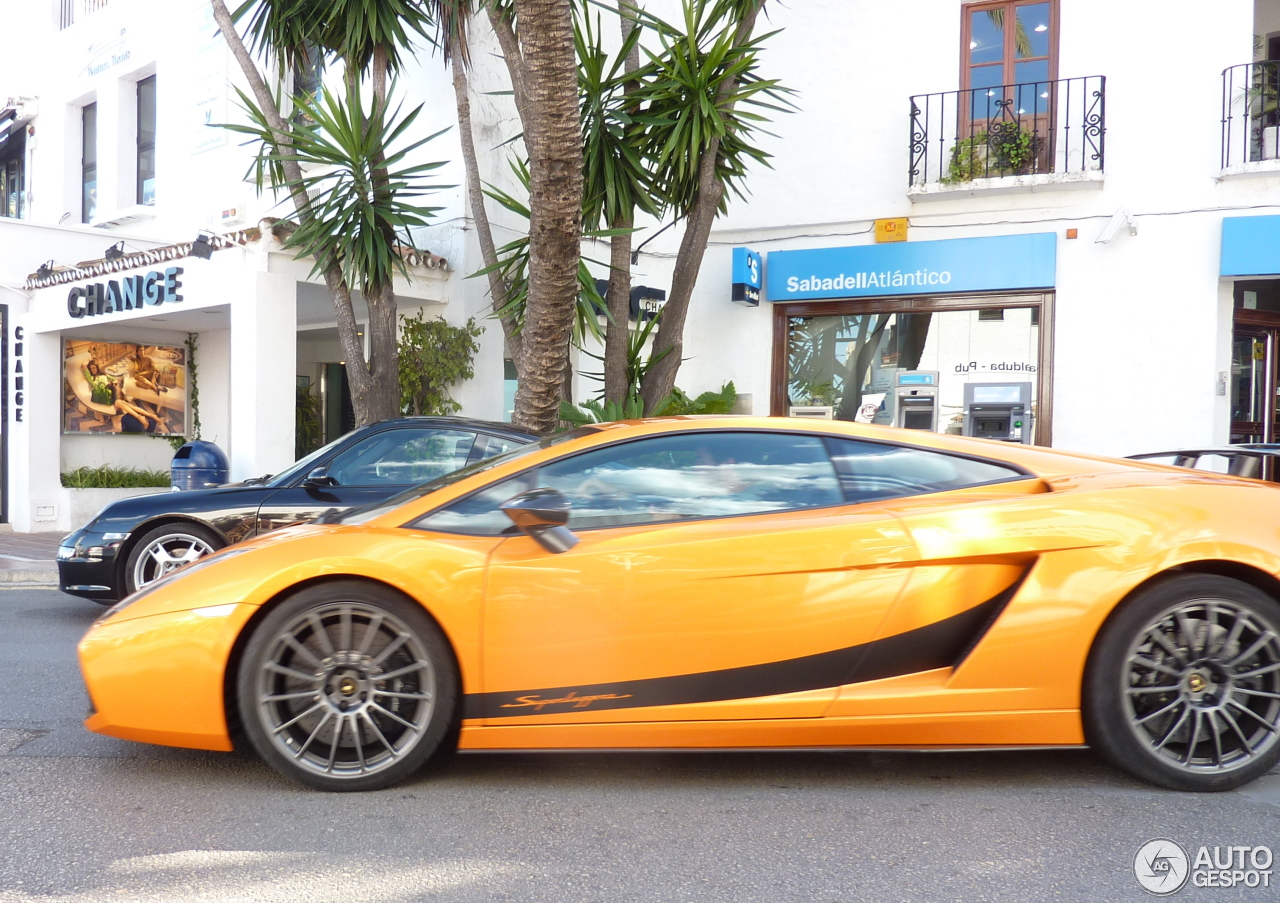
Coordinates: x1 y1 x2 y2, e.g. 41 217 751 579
78 419 1280 792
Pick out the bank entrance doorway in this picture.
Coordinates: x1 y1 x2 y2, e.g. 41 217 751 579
1231 281 1280 444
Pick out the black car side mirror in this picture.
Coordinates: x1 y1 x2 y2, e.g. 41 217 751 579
303 467 338 489
500 488 578 554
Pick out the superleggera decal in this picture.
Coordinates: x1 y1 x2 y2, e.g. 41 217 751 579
464 569 1028 719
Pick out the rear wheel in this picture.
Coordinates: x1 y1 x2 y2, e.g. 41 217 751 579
1084 575 1280 791
237 581 458 792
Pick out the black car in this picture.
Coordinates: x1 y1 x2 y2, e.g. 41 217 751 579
58 417 536 603
1127 445 1280 483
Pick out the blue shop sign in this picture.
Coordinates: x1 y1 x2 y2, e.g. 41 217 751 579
731 247 763 306
1221 216 1280 276
765 233 1057 302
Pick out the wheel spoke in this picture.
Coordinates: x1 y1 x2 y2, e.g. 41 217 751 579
1235 661 1280 680
308 612 336 657
1227 699 1279 733
1232 687 1280 700
273 701 325 735
1218 707 1255 756
369 701 421 732
282 635 323 669
1182 710 1203 764
372 689 433 701
339 605 353 652
357 613 385 655
1217 614 1247 660
1174 612 1200 659
377 661 427 682
359 710 396 756
1146 628 1188 668
353 715 368 773
372 632 410 667
1229 630 1278 668
1131 656 1182 679
1208 710 1225 767
266 662 322 685
1127 684 1180 695
262 689 321 704
325 715 343 772
1135 696 1184 725
1152 704 1189 751
293 710 333 759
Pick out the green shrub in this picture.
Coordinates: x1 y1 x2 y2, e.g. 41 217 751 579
943 124 1042 184
61 466 171 489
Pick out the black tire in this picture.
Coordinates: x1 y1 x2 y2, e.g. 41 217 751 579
1084 574 1280 791
123 522 223 596
236 580 458 792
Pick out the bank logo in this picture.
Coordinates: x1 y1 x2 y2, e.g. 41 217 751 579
1134 840 1190 895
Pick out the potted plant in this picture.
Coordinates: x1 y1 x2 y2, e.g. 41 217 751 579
943 121 1045 183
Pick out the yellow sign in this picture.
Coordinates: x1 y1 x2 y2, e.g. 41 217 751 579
1256 339 1267 361
875 217 909 243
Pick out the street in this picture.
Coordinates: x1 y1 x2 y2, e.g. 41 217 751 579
1 586 1278 903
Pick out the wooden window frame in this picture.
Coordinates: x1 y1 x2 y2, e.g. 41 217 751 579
770 292 1056 447
961 0 1060 92
136 75 156 207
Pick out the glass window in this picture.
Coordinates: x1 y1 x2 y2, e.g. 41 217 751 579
136 76 156 206
785 305 1042 439
964 2 1056 92
824 437 1026 504
416 432 844 536
413 474 534 535
326 428 476 486
82 102 97 223
478 435 523 460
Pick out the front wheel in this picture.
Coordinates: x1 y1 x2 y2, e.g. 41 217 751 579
1084 574 1280 791
237 581 458 792
123 523 222 596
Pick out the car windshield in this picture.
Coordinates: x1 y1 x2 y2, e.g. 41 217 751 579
332 426 601 525
265 434 352 488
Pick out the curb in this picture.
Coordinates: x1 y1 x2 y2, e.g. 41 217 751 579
0 568 60 585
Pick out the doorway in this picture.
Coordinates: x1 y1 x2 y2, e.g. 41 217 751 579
1230 281 1280 443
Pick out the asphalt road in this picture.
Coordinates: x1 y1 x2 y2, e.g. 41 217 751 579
1 587 1278 903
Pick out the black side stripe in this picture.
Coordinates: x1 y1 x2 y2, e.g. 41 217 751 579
464 569 1029 719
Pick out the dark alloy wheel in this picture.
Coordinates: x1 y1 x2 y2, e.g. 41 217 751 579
123 523 223 596
237 580 458 792
1085 574 1280 791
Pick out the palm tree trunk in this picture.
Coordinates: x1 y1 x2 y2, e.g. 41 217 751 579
639 3 762 414
450 30 524 373
210 0 377 425
603 1 641 406
508 0 583 434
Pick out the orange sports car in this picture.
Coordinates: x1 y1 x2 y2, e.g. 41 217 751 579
77 418 1280 793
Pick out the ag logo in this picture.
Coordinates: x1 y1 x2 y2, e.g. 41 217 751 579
1134 839 1190 895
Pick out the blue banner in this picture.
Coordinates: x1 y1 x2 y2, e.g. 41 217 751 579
1222 216 1280 276
731 247 763 306
765 233 1057 301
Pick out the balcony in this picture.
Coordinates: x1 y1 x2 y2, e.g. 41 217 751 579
1221 61 1280 176
908 75 1106 198
57 0 109 31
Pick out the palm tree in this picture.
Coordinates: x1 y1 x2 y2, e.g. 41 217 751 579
210 0 440 426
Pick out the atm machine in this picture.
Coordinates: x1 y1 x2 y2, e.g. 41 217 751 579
962 382 1033 443
892 371 940 431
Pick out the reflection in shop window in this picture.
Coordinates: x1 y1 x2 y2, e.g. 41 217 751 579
786 306 1041 438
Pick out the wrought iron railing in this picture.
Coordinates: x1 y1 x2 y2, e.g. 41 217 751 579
1222 61 1280 169
57 0 109 31
909 75 1105 189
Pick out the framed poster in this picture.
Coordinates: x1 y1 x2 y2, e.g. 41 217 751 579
63 339 188 435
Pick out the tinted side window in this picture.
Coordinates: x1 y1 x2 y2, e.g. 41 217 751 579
327 429 476 486
824 437 1025 503
411 431 844 536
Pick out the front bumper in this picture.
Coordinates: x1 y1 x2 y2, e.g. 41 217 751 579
58 529 124 601
79 601 254 751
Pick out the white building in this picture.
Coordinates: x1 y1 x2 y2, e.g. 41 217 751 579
1 0 1279 531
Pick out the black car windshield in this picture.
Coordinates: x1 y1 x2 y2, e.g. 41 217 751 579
333 426 601 525
266 434 350 488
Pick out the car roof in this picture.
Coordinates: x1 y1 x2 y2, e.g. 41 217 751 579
356 417 537 441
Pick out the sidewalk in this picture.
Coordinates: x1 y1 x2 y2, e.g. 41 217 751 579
0 531 65 586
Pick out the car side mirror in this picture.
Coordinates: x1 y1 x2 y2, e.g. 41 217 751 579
303 467 337 489
500 487 578 554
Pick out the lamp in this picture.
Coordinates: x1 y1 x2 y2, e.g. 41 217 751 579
35 260 54 279
190 231 215 260
104 241 125 262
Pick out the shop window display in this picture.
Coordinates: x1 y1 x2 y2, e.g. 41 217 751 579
63 339 187 435
785 304 1042 439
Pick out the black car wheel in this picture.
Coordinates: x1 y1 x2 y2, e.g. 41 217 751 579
1085 574 1280 791
123 523 224 596
237 580 458 792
